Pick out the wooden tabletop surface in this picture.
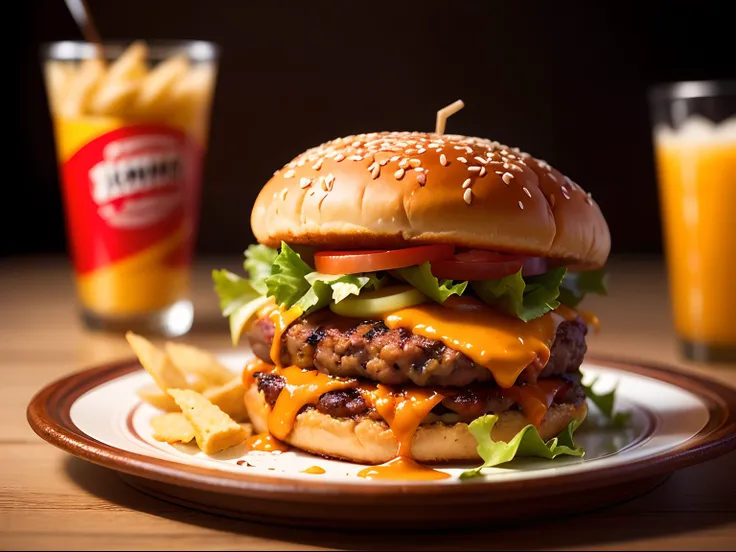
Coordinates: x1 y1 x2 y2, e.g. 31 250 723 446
2 256 735 551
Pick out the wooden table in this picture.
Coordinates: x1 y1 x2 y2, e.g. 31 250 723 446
2 256 734 550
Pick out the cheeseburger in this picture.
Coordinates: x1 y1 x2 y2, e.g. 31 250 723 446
214 127 610 477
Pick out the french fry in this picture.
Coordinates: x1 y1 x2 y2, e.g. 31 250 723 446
88 78 139 116
105 41 148 83
136 384 179 412
44 61 76 114
203 376 248 422
132 54 189 118
59 58 106 117
168 388 247 454
164 342 234 386
151 412 196 444
126 331 189 392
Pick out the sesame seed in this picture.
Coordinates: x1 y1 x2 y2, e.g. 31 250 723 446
474 156 488 165
335 154 345 162
300 177 312 189
409 158 421 168
288 161 297 169
548 173 557 182
417 148 426 154
297 159 306 167
351 140 361 147
502 172 514 185
312 159 323 171
414 167 425 172
371 165 381 179
394 168 405 180
454 145 464 150
479 166 487 177
440 154 448 166
495 170 504 175
390 155 400 162
503 163 510 170
348 155 362 161
518 200 524 210
320 177 328 191
436 148 443 153
284 169 295 179
508 154 517 160
463 188 473 204
280 188 289 200
561 186 570 199
417 172 426 186
457 157 468 164
379 159 389 166
325 173 335 190
523 187 531 197
367 162 376 172
462 178 472 189
468 166 481 173
399 159 409 169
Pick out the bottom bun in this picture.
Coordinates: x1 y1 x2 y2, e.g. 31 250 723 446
244 384 588 464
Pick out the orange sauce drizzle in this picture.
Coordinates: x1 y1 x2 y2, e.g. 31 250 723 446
264 305 303 367
244 432 290 452
301 465 326 474
385 298 566 388
579 310 601 335
361 385 444 457
268 366 358 441
357 457 450 481
241 357 277 388
504 379 567 427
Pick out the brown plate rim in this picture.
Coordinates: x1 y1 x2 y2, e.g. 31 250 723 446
26 355 736 504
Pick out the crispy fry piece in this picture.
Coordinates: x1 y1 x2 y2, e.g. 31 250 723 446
168 388 247 454
203 376 249 422
88 78 139 116
44 61 76 114
164 342 234 386
151 412 196 444
105 40 148 82
125 331 189 392
59 58 106 117
137 384 180 412
133 54 189 117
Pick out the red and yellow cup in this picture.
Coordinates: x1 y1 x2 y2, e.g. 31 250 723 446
43 41 219 336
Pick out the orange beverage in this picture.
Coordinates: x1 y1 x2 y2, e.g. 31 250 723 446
42 41 218 336
650 81 736 362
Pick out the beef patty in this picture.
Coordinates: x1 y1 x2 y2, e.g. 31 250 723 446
255 371 586 422
247 311 588 387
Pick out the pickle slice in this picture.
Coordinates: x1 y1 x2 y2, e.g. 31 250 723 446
330 286 428 318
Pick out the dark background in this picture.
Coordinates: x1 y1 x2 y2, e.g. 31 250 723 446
9 0 734 259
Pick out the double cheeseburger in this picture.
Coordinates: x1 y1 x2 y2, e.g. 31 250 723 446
214 130 610 471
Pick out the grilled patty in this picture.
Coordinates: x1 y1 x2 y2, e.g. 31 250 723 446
255 371 585 422
247 311 588 387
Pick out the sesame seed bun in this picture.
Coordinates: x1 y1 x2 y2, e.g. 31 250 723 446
251 132 610 268
244 383 588 464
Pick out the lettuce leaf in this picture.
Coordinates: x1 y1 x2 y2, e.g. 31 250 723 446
395 262 467 303
212 269 269 345
558 268 608 308
471 267 567 322
582 377 631 428
244 244 278 294
264 243 314 308
460 415 584 479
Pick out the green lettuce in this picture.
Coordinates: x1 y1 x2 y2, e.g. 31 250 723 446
558 268 608 308
264 243 314 308
395 262 467 303
582 377 631 428
244 244 278 294
471 267 567 322
460 415 585 479
212 269 269 345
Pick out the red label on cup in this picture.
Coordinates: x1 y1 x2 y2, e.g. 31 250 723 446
61 124 202 274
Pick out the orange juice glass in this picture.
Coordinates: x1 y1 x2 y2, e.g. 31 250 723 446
650 80 736 363
42 41 219 336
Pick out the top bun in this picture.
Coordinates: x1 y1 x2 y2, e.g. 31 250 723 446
251 132 610 267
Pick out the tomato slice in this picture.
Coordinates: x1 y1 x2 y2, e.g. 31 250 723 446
314 244 455 275
430 250 524 281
